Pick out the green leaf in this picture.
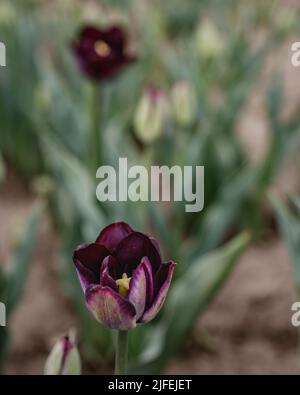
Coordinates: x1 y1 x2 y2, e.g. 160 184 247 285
132 231 251 373
187 167 256 261
0 327 9 368
289 194 300 215
5 202 45 314
0 151 6 184
40 132 106 240
271 195 300 285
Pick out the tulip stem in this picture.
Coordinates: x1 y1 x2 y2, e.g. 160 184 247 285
115 330 128 375
89 83 102 176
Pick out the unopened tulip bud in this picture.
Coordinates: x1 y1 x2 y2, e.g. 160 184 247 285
134 87 169 144
196 19 224 60
0 2 16 26
31 175 55 197
34 84 52 112
171 81 197 127
44 333 81 375
274 8 297 37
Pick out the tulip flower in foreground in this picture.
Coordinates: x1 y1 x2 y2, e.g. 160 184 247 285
73 222 176 330
73 222 176 374
44 333 81 375
71 25 135 81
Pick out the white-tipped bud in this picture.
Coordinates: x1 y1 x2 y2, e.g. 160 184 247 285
134 86 169 144
195 18 224 60
274 7 297 37
31 175 55 197
0 2 16 26
171 81 197 127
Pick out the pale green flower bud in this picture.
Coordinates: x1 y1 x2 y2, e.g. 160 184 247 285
0 2 17 26
44 333 81 375
274 7 297 37
31 175 55 197
134 87 169 144
195 18 224 60
171 81 197 127
34 84 52 113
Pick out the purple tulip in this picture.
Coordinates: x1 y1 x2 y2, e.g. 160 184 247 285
73 222 176 330
71 25 135 81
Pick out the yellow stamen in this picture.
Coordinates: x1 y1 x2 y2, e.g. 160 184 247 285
94 40 111 57
116 273 131 297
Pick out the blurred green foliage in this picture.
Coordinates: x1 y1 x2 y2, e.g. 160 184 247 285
273 192 300 290
0 202 45 367
0 0 300 373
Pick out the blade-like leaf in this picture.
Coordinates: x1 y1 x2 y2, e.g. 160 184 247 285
271 195 300 285
5 202 45 314
132 231 251 373
187 168 256 261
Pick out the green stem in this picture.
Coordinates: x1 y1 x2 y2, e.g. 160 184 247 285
88 84 102 175
115 330 128 375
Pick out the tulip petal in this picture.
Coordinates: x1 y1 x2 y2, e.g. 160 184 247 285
139 261 176 323
141 256 154 306
86 285 136 330
105 26 126 51
96 222 133 253
128 259 148 320
73 243 109 290
100 256 118 291
78 26 102 43
149 236 161 258
115 232 161 274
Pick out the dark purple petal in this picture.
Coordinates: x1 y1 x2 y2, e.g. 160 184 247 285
139 261 176 323
73 243 109 281
78 26 103 43
96 222 134 253
100 256 118 291
115 232 161 275
141 256 154 307
153 260 175 295
128 259 148 320
149 236 161 257
104 26 126 52
85 285 136 330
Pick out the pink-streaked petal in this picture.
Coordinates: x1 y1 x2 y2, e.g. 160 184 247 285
100 256 118 291
73 243 109 279
128 260 148 320
115 232 161 274
139 261 176 323
85 285 136 330
141 256 154 306
96 222 134 253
